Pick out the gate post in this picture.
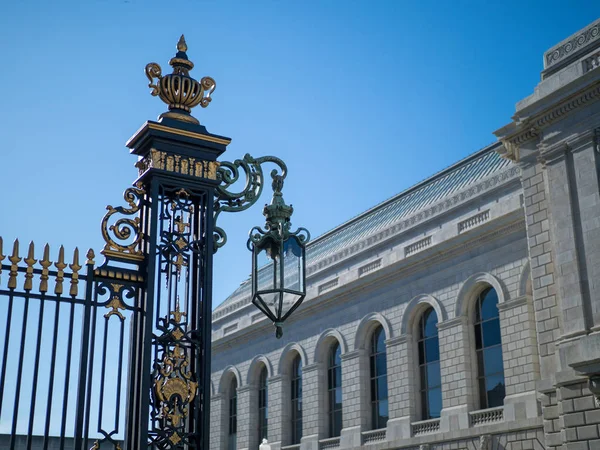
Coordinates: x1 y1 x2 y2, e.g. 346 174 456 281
123 42 230 449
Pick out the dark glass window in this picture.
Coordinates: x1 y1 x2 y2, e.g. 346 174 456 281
327 342 343 437
474 287 505 409
291 355 303 444
228 378 238 450
369 326 388 430
258 367 268 442
418 308 442 420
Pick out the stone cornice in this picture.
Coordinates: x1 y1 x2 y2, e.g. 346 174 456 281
212 165 519 324
497 81 600 161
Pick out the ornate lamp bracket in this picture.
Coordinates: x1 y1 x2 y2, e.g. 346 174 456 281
213 154 288 252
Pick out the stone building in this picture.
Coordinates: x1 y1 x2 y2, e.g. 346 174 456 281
210 19 600 450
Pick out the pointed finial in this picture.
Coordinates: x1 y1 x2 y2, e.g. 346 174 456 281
177 35 187 52
24 242 37 291
86 248 95 265
39 244 51 293
8 239 21 289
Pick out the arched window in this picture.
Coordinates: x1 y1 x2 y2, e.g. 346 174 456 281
370 326 388 430
327 342 343 437
474 287 505 409
228 378 238 450
258 367 268 442
291 354 303 444
418 308 442 420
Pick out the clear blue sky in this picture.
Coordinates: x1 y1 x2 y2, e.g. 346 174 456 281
0 1 599 309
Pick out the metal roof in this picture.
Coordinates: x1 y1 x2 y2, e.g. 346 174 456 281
214 142 510 315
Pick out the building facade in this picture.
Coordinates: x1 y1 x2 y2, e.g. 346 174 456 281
210 19 600 450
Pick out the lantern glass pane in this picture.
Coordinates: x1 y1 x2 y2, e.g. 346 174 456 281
283 238 304 293
257 246 280 292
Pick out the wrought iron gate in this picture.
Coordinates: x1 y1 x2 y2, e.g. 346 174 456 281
0 36 294 450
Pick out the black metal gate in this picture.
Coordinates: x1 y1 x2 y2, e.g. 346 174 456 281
0 36 295 450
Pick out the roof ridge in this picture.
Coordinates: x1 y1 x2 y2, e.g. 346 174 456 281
307 141 501 247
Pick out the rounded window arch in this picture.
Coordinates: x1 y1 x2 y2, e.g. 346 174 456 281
327 341 343 437
228 378 238 450
258 365 268 442
369 326 388 430
417 307 442 420
291 354 303 444
473 286 505 409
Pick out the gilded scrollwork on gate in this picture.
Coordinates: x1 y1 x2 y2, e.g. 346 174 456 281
152 305 198 448
100 184 146 262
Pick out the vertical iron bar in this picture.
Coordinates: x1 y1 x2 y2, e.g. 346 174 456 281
0 294 14 415
74 262 95 449
59 301 76 450
83 292 99 450
97 317 109 434
26 294 46 450
201 191 215 450
10 295 30 450
115 317 125 432
138 180 161 449
124 189 149 450
124 289 141 450
43 300 61 450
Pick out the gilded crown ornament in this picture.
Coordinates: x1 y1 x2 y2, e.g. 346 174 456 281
145 35 216 124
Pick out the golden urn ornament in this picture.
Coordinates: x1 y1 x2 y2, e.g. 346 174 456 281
145 35 216 124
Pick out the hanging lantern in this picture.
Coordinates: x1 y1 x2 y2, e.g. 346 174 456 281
247 170 310 338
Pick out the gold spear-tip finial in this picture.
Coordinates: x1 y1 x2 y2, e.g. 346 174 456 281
177 35 187 53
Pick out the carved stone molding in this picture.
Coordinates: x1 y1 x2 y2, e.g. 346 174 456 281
544 19 600 71
500 83 600 158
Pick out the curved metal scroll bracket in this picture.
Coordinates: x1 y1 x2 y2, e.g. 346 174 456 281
213 154 287 252
100 183 146 264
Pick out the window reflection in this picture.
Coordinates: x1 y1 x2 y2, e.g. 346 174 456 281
418 308 442 419
474 287 505 409
258 367 268 443
327 342 343 437
228 379 237 450
291 355 303 444
370 326 388 429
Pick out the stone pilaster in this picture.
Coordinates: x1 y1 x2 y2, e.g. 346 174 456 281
498 296 541 420
237 385 254 450
518 152 563 381
267 375 285 450
385 334 414 440
568 131 600 330
540 143 589 340
300 363 321 450
211 394 226 450
339 349 368 448
437 317 473 432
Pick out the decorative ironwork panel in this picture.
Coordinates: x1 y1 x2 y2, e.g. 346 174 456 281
144 183 211 450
